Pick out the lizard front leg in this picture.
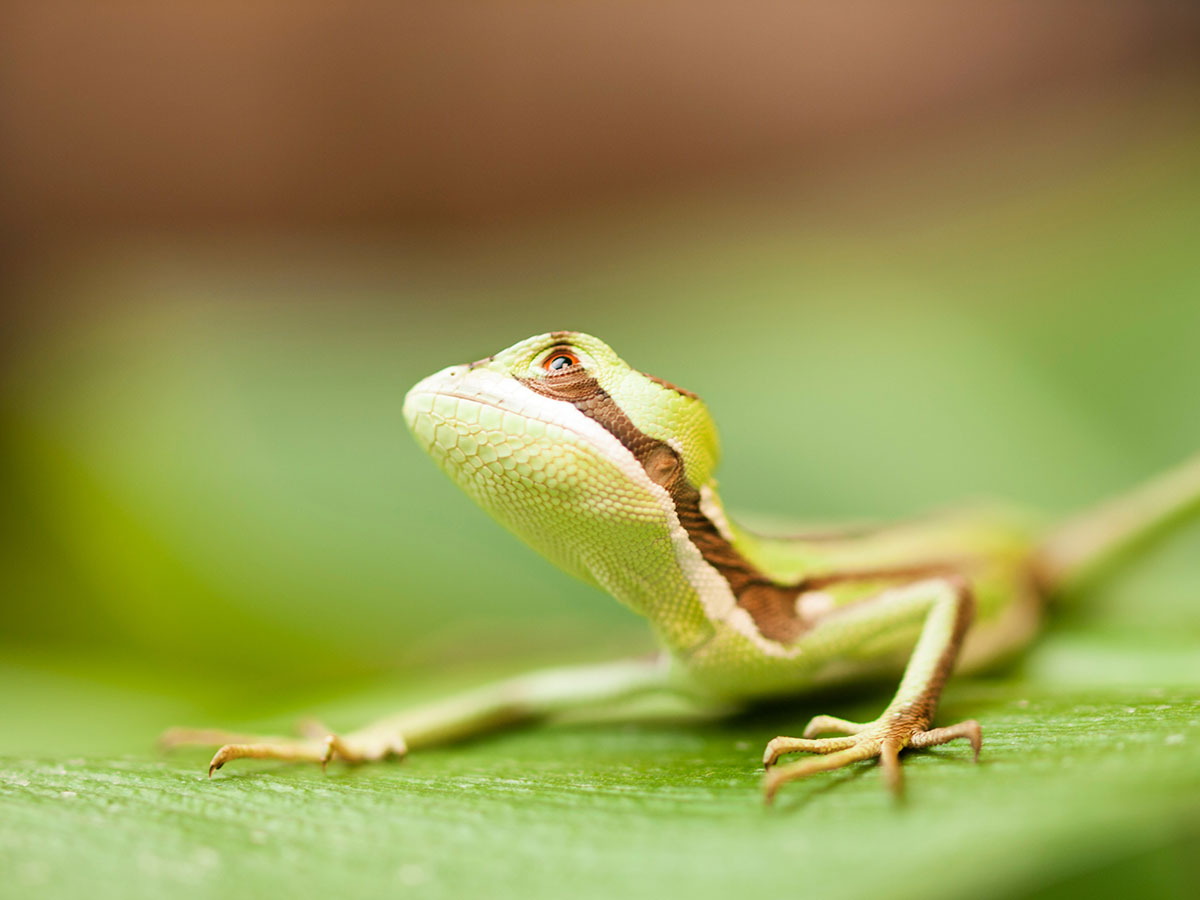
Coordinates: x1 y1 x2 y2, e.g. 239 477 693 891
763 575 979 802
162 657 678 777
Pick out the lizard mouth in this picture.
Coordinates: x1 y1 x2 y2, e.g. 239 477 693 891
402 371 625 464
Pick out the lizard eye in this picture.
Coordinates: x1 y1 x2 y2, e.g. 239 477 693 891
541 349 580 372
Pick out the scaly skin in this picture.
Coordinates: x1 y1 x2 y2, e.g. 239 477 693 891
164 331 1200 802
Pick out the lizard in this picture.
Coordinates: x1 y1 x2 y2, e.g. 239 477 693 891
164 330 1200 802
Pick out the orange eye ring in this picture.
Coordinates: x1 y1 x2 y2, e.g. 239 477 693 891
541 348 580 372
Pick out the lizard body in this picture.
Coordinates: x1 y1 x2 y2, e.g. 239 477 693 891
167 331 1200 800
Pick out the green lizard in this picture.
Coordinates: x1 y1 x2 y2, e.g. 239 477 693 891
165 331 1200 801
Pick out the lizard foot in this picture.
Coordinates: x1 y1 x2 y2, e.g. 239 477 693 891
161 722 407 777
761 712 980 803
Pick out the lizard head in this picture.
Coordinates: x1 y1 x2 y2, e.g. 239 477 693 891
402 331 721 592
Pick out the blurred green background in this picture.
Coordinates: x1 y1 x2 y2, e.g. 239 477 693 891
2 4 1200 899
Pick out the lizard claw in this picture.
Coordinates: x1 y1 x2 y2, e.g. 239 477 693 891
164 723 406 777
761 713 982 802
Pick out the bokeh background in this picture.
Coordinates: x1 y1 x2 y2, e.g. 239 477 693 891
2 4 1200 898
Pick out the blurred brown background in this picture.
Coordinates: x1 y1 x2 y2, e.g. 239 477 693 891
3 2 1198 243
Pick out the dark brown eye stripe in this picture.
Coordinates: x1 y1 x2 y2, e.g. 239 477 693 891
520 370 665 469
520 369 807 642
520 369 958 644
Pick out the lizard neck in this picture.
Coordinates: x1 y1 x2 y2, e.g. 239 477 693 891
692 481 825 583
648 476 828 650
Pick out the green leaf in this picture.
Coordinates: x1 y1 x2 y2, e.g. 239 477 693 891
3 618 1199 900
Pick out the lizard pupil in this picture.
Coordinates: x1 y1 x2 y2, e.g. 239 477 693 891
546 353 577 371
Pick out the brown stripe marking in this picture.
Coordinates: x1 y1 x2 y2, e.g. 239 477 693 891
888 574 976 734
641 371 699 400
521 359 959 644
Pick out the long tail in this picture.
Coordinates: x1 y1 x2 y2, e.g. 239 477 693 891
1034 452 1200 596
